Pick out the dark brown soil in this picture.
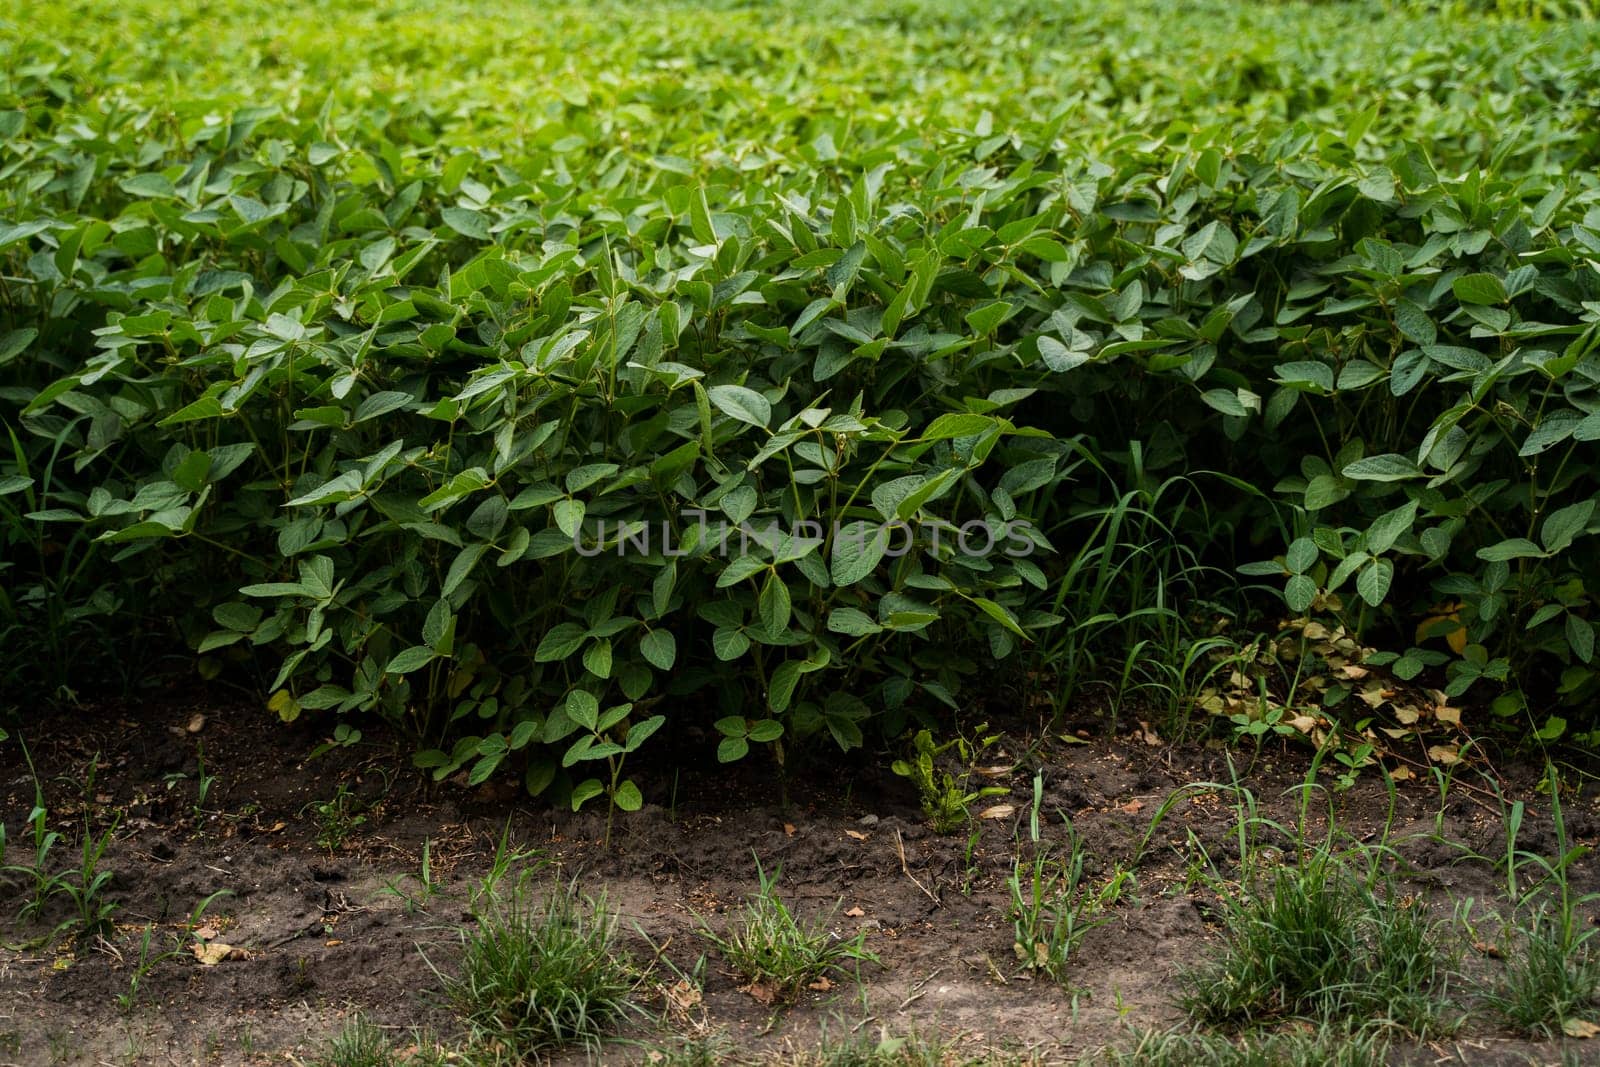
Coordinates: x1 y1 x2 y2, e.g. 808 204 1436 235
1 696 1597 1066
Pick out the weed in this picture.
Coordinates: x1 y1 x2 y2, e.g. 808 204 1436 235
193 742 217 826
55 812 120 945
116 889 233 1013
3 738 64 926
1179 844 1452 1035
644 1032 736 1067
436 875 638 1055
115 924 163 1014
1008 776 1131 984
1007 838 1130 985
783 1025 1041 1065
311 1017 451 1067
302 784 366 852
475 818 545 902
1487 905 1600 1037
960 826 982 896
892 727 1007 834
380 837 437 913
698 857 877 1003
1 739 122 946
1087 1024 1389 1067
1477 765 1600 1036
1037 466 1246 738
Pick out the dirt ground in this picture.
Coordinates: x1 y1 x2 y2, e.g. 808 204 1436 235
1 695 1597 1066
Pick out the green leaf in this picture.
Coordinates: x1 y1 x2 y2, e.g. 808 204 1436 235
552 498 585 538
1476 538 1545 562
827 607 883 636
1285 537 1319 574
566 463 619 492
1284 574 1318 612
1200 388 1250 417
1541 500 1595 555
706 384 772 428
921 413 999 440
748 719 784 743
535 622 587 662
830 521 887 586
442 543 487 597
625 715 666 751
1356 559 1393 607
769 660 803 713
582 638 613 679
1452 272 1507 305
639 629 677 670
567 689 599 731
759 573 791 634
385 646 436 674
1342 454 1422 481
353 391 413 423
1366 500 1418 554
1567 615 1595 664
423 600 455 654
971 597 1027 639
213 602 262 633
612 780 643 812
1304 475 1349 511
1272 361 1334 392
0 328 38 367
1037 335 1090 373
712 627 750 660
1520 410 1584 457
442 206 491 239
570 778 604 811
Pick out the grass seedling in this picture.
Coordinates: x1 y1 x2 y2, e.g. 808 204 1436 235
1178 827 1452 1035
475 818 544 903
960 826 982 896
435 874 639 1055
1487 904 1600 1036
193 741 217 826
302 783 366 852
1008 775 1131 984
116 923 164 1014
1478 765 1600 1036
312 1016 450 1067
698 856 877 1003
1087 1024 1390 1067
3 738 64 925
1007 840 1129 985
781 1024 1041 1065
55 811 120 945
116 888 232 1013
643 1032 736 1067
380 836 437 913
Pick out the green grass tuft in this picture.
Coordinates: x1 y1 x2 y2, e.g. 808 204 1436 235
1179 848 1453 1035
698 857 877 1004
440 875 639 1055
1485 905 1600 1038
1086 1024 1389 1067
313 1017 451 1067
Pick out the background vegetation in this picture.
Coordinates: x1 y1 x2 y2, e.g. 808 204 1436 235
3 0 1599 810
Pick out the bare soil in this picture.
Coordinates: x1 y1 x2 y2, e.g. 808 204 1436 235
1 696 1597 1066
